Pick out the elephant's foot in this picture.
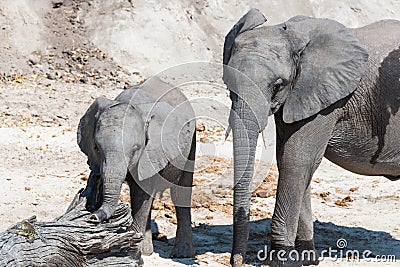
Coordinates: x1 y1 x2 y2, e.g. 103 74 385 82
170 241 195 258
295 239 319 266
263 243 302 267
141 229 154 256
141 240 154 256
230 254 244 267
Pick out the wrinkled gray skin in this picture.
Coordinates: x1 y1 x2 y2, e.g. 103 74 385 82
224 9 400 267
77 77 196 258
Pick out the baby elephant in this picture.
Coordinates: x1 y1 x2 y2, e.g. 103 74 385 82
77 77 196 258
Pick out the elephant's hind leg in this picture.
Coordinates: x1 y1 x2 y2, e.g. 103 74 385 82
142 211 154 255
170 177 195 258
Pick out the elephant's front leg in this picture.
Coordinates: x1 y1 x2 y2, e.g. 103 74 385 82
128 177 154 255
267 116 332 267
269 163 312 267
296 186 319 266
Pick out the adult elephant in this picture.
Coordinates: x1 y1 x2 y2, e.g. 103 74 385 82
223 8 400 267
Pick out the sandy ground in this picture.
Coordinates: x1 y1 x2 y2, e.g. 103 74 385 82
0 0 399 266
0 79 399 266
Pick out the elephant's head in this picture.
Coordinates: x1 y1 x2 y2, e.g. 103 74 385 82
223 9 368 264
77 92 191 222
224 9 369 128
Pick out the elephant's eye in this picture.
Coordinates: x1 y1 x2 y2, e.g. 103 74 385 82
273 78 284 92
229 91 238 102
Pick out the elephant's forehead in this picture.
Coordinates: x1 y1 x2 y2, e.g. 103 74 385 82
235 26 288 49
97 105 141 127
233 31 291 65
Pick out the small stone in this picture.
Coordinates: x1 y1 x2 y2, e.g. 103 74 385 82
46 73 56 80
350 7 361 13
41 116 53 123
79 77 88 84
196 125 206 132
52 0 64 8
254 190 274 198
199 137 212 143
334 196 353 207
152 232 168 242
28 57 38 66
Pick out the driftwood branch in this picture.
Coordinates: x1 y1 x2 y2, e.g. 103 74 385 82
0 190 142 267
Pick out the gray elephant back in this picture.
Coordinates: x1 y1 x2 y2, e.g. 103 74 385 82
115 86 156 106
140 76 189 109
116 76 194 120
115 76 195 131
349 20 400 107
352 20 400 65
117 77 187 106
353 20 400 48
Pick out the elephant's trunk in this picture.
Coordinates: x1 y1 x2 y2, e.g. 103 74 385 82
230 98 260 265
92 152 127 221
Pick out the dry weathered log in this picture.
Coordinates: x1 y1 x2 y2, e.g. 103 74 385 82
0 190 143 267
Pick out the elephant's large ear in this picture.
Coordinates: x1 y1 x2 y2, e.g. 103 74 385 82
223 8 267 66
282 18 369 123
77 97 116 156
135 102 193 181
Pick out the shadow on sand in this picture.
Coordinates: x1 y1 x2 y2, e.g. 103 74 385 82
151 218 400 265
